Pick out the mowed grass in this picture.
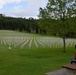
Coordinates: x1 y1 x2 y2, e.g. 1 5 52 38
0 30 75 75
0 44 75 75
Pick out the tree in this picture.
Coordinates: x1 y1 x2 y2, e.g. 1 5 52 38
38 0 76 53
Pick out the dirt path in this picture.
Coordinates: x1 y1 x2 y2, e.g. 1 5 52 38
45 68 66 75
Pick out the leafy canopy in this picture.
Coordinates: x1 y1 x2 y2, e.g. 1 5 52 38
38 0 76 36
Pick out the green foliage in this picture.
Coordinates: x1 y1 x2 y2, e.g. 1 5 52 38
0 16 40 33
38 0 76 52
39 0 76 35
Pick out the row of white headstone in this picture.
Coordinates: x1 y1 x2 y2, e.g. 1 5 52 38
0 37 76 49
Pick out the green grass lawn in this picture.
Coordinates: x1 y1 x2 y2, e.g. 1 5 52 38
0 30 75 75
0 44 75 75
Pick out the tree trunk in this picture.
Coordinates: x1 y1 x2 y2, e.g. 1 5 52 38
63 37 66 53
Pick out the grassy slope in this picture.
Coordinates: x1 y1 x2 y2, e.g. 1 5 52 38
0 30 75 75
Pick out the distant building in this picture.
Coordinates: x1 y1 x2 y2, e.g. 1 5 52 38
29 17 34 20
0 14 5 17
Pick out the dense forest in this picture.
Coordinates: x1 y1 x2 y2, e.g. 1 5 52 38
0 14 46 34
0 14 76 38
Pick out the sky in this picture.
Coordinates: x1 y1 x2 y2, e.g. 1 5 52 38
0 0 48 19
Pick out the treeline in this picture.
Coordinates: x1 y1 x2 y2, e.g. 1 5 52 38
0 15 46 34
0 15 76 38
39 16 76 38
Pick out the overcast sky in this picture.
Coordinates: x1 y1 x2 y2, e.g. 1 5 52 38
0 0 48 19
